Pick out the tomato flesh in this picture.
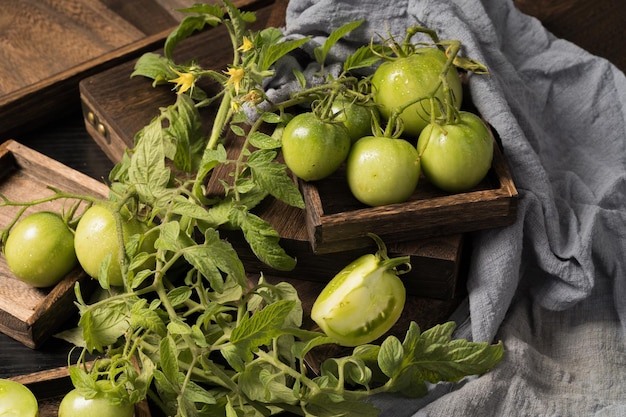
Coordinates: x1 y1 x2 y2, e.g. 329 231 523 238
3 211 77 288
311 251 407 347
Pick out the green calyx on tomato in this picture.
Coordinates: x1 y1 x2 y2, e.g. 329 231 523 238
417 111 494 192
58 388 134 417
3 211 78 288
0 379 38 417
346 135 420 207
281 111 351 181
74 203 156 288
311 234 409 347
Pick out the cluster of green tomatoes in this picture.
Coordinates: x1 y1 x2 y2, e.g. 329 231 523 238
3 203 153 290
282 43 494 207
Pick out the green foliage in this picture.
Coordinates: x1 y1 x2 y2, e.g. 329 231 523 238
44 1 505 416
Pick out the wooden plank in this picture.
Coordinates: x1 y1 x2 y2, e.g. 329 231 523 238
514 0 626 72
0 0 271 140
0 140 108 348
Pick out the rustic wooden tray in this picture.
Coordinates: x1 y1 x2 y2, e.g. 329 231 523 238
0 0 266 140
0 140 108 348
78 0 466 300
300 136 518 254
9 364 151 417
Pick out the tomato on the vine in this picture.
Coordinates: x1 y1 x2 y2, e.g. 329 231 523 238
3 211 77 288
311 234 409 347
281 112 351 181
371 47 463 138
346 135 420 206
417 111 494 192
58 388 134 417
330 97 377 144
0 379 38 417
74 204 155 287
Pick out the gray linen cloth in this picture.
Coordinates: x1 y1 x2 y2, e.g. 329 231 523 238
272 0 626 415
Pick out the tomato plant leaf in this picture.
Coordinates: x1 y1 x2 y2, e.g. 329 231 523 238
165 94 205 173
314 20 364 66
258 29 310 71
248 131 281 149
131 299 167 337
128 117 171 203
131 52 175 85
159 335 180 384
78 300 130 352
247 149 304 209
343 44 383 72
230 299 296 361
378 336 405 377
164 12 223 60
233 208 297 271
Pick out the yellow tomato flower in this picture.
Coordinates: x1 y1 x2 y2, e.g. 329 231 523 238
238 36 254 52
169 68 195 95
224 67 245 94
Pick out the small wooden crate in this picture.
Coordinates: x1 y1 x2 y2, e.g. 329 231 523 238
9 364 151 417
299 138 518 254
0 140 108 348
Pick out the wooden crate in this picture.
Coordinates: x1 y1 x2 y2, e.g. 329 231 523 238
300 137 518 254
0 140 108 348
9 364 151 417
0 0 268 140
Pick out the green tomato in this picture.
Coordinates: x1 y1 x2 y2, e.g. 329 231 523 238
3 211 77 288
311 235 408 347
371 47 463 137
281 112 351 181
0 379 38 417
346 136 420 206
330 97 377 144
74 204 154 287
417 111 494 192
58 389 134 417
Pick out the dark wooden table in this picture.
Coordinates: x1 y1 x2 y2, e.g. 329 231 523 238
0 0 624 406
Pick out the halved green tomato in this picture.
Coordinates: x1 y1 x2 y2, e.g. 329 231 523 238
311 234 409 346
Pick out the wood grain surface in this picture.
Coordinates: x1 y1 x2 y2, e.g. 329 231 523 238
514 0 626 71
0 0 145 96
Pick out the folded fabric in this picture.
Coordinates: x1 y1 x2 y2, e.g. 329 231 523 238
275 0 626 415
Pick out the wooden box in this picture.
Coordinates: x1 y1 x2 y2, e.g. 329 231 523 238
0 0 266 140
300 138 518 254
0 140 108 348
9 364 151 417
